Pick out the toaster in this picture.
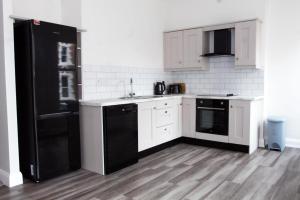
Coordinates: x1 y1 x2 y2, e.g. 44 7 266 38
168 84 185 94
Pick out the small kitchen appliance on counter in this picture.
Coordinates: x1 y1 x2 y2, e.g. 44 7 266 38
154 81 166 95
167 83 186 94
168 84 180 94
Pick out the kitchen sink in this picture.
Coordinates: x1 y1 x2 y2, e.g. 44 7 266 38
119 95 164 100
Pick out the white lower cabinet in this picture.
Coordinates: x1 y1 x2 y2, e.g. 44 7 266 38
138 97 263 154
153 124 175 146
174 99 183 138
138 98 182 152
229 100 251 146
138 102 155 152
153 107 174 128
182 98 196 138
229 99 264 154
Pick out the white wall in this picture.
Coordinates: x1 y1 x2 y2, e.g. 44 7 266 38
83 57 264 100
0 0 10 178
12 0 61 23
0 0 23 187
172 57 264 96
265 0 300 147
80 0 267 68
12 0 82 27
81 0 165 68
80 0 267 101
163 0 267 31
61 0 82 27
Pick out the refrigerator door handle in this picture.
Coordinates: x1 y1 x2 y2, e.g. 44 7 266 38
38 112 72 120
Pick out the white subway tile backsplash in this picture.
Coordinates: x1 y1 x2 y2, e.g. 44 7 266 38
82 57 264 100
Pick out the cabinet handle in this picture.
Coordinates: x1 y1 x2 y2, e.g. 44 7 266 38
230 105 233 108
180 103 183 106
198 60 201 63
165 103 168 106
153 107 157 110
236 57 239 61
165 111 168 114
164 128 167 131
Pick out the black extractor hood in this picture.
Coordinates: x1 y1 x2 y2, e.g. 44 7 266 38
203 29 234 57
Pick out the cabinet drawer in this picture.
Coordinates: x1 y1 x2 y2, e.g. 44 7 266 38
154 124 174 145
154 108 174 127
155 99 176 110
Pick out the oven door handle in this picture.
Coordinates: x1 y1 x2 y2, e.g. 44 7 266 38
197 107 226 111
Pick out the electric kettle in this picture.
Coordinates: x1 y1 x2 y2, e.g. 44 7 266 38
154 81 166 95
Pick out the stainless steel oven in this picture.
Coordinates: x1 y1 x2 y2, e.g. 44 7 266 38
196 99 229 136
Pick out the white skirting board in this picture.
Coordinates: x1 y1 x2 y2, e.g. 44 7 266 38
0 169 23 187
259 138 265 148
286 138 300 149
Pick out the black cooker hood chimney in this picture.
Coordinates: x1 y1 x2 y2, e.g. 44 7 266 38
203 29 234 57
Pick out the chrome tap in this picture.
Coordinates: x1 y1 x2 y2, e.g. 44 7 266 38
129 78 135 97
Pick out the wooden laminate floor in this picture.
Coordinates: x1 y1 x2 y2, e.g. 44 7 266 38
1 144 300 200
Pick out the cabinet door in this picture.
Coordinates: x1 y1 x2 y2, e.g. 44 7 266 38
173 99 182 138
183 28 207 69
164 31 184 70
182 98 196 138
138 102 154 152
229 100 250 145
235 20 257 67
153 107 174 128
37 114 80 180
154 124 175 146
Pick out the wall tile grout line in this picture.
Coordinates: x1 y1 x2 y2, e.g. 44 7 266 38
82 57 264 100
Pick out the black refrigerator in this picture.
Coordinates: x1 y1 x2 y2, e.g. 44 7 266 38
14 20 81 182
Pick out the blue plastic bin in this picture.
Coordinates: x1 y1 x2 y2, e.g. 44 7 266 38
267 116 286 151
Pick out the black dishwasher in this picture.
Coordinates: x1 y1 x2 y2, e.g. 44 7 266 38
103 104 138 174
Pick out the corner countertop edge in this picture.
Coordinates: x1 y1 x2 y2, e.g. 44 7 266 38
80 95 264 107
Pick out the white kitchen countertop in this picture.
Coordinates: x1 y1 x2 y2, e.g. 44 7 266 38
80 94 264 107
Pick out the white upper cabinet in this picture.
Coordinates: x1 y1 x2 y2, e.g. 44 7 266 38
235 20 262 69
183 28 208 70
164 31 184 70
164 29 208 71
164 19 263 71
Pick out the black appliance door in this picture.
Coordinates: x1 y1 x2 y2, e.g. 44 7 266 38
196 99 229 136
36 113 81 181
32 21 78 116
103 104 138 174
196 108 228 135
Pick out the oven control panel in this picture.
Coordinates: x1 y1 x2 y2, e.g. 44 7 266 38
196 99 229 109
